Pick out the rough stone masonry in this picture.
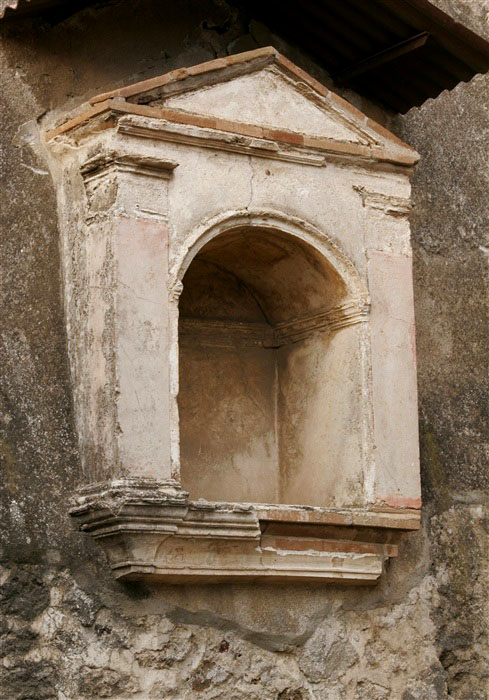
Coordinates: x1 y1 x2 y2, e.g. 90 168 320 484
1 0 488 698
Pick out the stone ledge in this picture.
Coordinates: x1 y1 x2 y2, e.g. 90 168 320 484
70 480 420 585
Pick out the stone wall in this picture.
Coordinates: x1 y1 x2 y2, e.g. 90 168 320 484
0 1 487 698
394 2 489 697
399 0 489 505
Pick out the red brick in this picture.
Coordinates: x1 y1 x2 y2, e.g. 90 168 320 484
264 128 303 145
367 117 418 153
90 48 277 105
276 54 328 97
187 57 228 77
45 101 112 140
225 46 277 65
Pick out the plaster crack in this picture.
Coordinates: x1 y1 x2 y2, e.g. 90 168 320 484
119 343 143 414
119 281 159 305
235 349 268 418
89 282 158 305
246 155 258 210
21 163 49 176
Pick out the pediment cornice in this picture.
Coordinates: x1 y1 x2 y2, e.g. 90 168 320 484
46 47 419 169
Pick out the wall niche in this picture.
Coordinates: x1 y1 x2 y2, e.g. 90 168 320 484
179 226 360 508
50 47 422 583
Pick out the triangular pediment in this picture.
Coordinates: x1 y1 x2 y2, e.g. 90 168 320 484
52 48 418 165
160 66 371 145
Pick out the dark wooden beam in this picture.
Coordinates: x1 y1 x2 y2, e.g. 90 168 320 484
336 31 430 83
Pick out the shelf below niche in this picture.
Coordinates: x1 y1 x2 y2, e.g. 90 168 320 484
69 479 420 585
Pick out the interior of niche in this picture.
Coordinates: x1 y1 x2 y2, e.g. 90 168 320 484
178 226 363 507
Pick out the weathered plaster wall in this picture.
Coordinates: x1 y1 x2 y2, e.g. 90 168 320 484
392 3 489 697
0 0 487 698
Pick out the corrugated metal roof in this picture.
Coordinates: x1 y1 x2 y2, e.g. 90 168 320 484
2 0 489 113
251 0 489 112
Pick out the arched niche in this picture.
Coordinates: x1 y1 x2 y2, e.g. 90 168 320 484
178 224 367 507
60 49 421 583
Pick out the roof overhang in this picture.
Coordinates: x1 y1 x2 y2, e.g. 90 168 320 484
251 0 489 112
2 0 489 113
